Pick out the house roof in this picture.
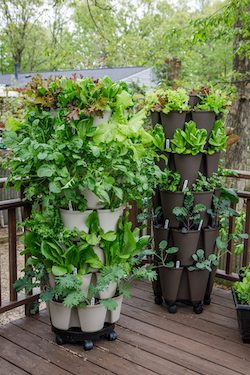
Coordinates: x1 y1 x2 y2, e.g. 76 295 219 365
0 66 150 88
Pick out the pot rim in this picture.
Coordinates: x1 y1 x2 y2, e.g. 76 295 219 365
161 110 187 115
192 110 215 114
60 208 93 215
193 191 214 195
172 228 201 234
97 206 124 213
203 226 218 232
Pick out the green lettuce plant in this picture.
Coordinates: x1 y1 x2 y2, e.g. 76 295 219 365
207 119 227 155
170 121 207 155
194 89 231 114
162 88 189 114
234 268 250 305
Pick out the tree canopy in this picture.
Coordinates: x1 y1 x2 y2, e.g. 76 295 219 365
1 0 247 88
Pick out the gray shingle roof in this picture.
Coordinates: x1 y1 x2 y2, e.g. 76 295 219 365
0 66 147 87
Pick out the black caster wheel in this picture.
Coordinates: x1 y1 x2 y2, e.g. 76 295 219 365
106 331 118 341
154 296 163 305
193 303 203 314
55 335 64 345
168 304 177 314
83 339 94 351
204 297 211 305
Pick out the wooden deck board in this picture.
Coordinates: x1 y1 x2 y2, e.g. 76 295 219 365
0 283 249 375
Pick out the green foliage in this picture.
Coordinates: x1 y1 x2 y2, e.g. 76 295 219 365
155 240 178 269
173 191 206 231
159 170 181 192
171 121 207 155
192 172 223 192
100 211 151 269
162 88 190 114
207 119 227 155
234 267 250 305
4 76 163 210
188 249 218 272
194 89 231 114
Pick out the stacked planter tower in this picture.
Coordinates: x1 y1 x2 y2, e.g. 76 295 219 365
150 89 225 314
6 76 160 350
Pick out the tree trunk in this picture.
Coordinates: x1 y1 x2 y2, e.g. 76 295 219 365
225 16 250 192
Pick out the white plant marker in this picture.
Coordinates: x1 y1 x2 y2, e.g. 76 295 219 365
164 219 169 229
176 260 181 268
198 220 203 231
182 180 188 191
68 201 73 211
90 297 95 306
165 139 170 149
73 268 77 275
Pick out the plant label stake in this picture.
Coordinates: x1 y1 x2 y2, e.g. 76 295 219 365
73 268 77 275
176 260 181 268
90 297 95 306
182 180 188 191
198 220 203 231
68 201 73 211
164 219 169 229
165 139 170 149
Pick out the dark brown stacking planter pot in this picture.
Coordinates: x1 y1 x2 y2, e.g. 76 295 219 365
206 152 220 177
172 229 201 266
203 227 218 258
151 111 161 126
159 267 183 304
188 95 202 109
193 191 213 228
188 270 210 304
173 154 202 187
160 111 187 139
191 111 215 137
204 267 217 305
160 191 184 228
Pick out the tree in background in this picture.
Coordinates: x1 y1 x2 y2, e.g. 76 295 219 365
191 0 249 187
0 0 44 77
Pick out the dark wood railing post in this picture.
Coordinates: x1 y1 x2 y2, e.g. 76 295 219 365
8 208 17 301
242 198 250 266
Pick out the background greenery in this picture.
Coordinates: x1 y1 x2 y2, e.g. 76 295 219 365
0 0 244 87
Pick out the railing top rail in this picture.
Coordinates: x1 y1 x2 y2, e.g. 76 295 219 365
223 170 250 180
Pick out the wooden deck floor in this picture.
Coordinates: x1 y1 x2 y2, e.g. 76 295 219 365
0 281 250 375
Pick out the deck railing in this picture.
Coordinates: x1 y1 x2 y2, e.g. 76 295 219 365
0 177 38 316
0 170 249 316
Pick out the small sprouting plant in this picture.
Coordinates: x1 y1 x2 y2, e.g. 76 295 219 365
188 249 218 272
154 240 178 268
192 172 223 192
173 192 206 231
